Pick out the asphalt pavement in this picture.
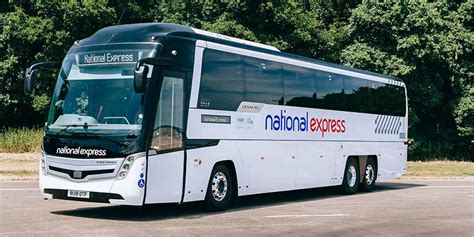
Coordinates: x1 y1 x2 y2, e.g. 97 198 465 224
0 180 473 236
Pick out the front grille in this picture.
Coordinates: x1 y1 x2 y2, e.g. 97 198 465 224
49 166 114 179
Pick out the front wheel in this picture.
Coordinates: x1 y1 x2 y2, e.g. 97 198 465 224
340 158 359 194
204 164 235 211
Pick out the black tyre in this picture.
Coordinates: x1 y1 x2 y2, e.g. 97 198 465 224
340 158 359 194
204 164 236 211
359 158 377 192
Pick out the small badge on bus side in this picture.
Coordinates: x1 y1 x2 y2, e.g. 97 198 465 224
236 116 255 130
237 102 264 113
137 179 145 188
201 114 231 124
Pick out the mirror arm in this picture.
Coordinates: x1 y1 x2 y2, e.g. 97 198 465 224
24 61 62 94
26 61 62 75
135 57 172 70
133 57 172 94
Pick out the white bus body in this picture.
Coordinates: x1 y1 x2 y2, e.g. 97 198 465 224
30 23 407 209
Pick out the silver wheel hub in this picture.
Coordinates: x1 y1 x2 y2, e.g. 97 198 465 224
347 165 357 187
365 164 375 185
211 172 228 202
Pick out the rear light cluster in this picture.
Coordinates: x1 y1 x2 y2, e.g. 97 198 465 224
117 156 135 180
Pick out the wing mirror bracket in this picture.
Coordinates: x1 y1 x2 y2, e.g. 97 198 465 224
24 62 61 94
134 57 172 93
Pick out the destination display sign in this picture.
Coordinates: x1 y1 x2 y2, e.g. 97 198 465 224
78 52 139 65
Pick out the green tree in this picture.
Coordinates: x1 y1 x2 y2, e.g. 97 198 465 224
341 1 472 159
0 0 471 160
0 1 117 126
0 8 67 125
151 0 326 58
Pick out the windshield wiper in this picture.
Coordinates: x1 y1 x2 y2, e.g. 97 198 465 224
125 130 138 139
47 123 133 147
81 133 130 148
46 124 87 140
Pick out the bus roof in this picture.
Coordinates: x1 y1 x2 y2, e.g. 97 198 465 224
76 23 404 84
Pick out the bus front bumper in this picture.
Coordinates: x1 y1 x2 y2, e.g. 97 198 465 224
39 154 147 206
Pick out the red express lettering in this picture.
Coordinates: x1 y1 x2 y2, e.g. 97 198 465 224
310 118 346 137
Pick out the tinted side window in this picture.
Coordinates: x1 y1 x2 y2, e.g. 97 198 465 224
198 50 244 111
367 81 406 116
315 70 344 111
366 81 385 114
344 76 369 113
367 82 405 116
198 49 405 116
284 65 317 108
387 85 406 116
243 56 284 105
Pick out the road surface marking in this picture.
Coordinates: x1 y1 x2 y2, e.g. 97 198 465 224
0 188 38 191
421 186 474 188
265 214 349 218
0 180 37 183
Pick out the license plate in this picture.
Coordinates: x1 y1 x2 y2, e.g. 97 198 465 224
67 190 90 199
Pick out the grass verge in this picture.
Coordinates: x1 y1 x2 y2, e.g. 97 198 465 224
406 161 474 177
0 127 43 153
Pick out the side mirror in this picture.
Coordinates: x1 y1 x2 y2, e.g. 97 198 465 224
133 57 172 93
24 69 38 94
134 65 149 93
24 61 61 94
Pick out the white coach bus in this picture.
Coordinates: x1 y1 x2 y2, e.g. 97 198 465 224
25 23 408 210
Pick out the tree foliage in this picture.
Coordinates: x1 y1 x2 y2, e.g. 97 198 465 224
0 0 472 160
341 1 472 159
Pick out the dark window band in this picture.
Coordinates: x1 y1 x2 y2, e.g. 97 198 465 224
198 49 406 117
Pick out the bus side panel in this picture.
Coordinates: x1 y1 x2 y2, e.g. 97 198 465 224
183 140 341 201
183 141 245 202
375 115 407 181
295 141 338 189
377 143 407 181
243 140 297 194
231 140 337 196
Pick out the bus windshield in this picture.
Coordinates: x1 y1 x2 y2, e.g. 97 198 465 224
46 44 156 137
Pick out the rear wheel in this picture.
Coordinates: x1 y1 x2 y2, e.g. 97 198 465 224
341 158 359 194
359 158 377 192
204 164 235 211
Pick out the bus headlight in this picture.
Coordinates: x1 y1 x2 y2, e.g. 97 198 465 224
116 156 135 180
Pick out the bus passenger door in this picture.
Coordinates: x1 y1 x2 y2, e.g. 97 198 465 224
145 74 185 204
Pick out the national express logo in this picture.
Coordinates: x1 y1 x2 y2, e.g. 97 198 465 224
265 110 346 138
56 146 107 157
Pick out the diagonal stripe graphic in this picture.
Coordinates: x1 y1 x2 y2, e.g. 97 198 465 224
382 116 392 134
377 115 386 134
388 116 396 134
395 119 402 134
